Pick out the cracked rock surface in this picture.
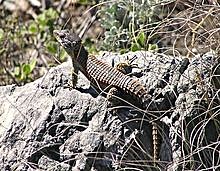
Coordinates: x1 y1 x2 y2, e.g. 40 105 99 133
0 51 219 171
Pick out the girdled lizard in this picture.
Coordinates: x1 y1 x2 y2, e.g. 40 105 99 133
53 29 160 164
53 29 152 107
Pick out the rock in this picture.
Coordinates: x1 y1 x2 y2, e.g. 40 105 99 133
3 0 29 12
0 51 219 171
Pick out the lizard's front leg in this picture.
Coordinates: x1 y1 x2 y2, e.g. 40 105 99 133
107 87 123 114
72 61 79 88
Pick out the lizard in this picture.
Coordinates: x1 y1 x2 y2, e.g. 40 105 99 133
53 29 161 164
53 29 153 108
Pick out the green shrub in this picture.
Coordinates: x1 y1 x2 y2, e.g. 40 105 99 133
98 0 161 53
0 8 61 85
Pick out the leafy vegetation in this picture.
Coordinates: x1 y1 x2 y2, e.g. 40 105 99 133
0 7 62 85
98 0 160 53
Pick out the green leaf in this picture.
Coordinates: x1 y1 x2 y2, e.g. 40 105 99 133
78 0 89 4
20 26 28 36
148 44 158 51
14 66 21 77
131 43 141 52
22 64 31 76
36 8 58 32
137 31 146 47
37 13 47 29
59 48 67 62
46 41 58 54
0 28 4 41
46 8 58 19
120 49 127 54
28 22 38 34
29 59 36 72
0 48 6 55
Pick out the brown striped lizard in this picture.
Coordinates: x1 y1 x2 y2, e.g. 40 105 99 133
53 29 160 164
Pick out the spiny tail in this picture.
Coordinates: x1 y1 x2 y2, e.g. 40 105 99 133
152 122 159 166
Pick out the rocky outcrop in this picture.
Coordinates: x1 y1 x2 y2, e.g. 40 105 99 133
0 51 219 171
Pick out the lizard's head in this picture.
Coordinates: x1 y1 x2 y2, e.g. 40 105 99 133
53 29 82 56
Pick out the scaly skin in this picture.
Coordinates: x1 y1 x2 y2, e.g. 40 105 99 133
53 29 151 106
54 29 159 164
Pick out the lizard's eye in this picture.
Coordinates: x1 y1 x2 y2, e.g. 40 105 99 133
59 33 65 39
72 41 76 46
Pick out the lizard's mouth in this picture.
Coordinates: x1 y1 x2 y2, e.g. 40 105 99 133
53 30 59 37
53 30 63 44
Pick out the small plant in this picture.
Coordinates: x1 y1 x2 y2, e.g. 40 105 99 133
0 7 61 85
13 59 36 82
98 0 160 53
28 8 60 56
130 31 158 52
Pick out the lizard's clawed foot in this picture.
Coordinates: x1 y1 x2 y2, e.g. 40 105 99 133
107 87 123 115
